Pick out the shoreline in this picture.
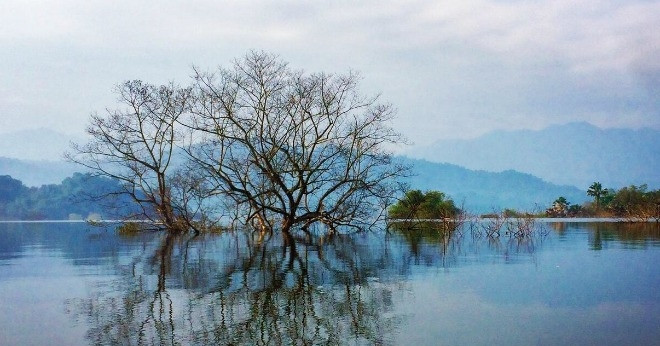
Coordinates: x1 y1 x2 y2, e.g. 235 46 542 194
2 217 656 224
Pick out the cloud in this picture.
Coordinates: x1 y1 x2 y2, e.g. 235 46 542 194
0 0 658 141
3 0 657 74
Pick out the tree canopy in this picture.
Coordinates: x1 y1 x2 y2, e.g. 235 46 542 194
388 190 459 220
70 52 407 234
547 183 660 220
587 182 608 209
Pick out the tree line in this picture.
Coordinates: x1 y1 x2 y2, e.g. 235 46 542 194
547 182 660 221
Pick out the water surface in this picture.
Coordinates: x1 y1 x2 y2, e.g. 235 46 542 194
0 222 658 345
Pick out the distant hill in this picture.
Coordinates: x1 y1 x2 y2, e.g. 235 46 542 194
409 122 660 189
0 157 82 186
1 153 589 213
0 128 85 161
0 173 139 220
399 157 588 213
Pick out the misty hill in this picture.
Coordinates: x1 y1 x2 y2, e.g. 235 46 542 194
1 154 589 214
399 157 588 213
0 128 85 161
0 173 139 220
410 122 660 189
0 157 82 186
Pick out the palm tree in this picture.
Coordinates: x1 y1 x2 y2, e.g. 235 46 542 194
587 182 608 210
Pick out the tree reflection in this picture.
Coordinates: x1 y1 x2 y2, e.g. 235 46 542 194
67 230 405 345
388 222 545 266
63 221 660 344
585 222 660 250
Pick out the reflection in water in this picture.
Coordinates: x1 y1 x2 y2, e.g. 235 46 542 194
67 231 406 345
390 221 548 267
593 222 660 248
547 222 660 250
4 221 648 345
66 222 557 345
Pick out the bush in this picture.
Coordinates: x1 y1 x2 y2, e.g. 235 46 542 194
389 190 459 220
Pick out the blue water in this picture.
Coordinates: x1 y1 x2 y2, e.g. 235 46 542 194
0 222 658 345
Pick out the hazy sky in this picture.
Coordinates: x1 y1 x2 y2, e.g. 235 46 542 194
1 0 659 146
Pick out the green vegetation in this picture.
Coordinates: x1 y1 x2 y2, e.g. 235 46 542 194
388 190 459 220
587 182 607 210
547 182 660 221
399 157 588 213
546 196 571 217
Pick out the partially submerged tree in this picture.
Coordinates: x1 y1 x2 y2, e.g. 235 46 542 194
388 190 459 220
184 52 407 235
70 53 406 235
68 81 204 233
387 189 461 233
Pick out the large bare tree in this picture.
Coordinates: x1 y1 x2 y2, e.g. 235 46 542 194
68 80 206 233
184 52 407 235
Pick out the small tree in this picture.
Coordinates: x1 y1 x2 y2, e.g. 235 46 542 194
388 190 459 220
547 196 570 217
388 190 426 220
184 52 407 234
587 182 608 210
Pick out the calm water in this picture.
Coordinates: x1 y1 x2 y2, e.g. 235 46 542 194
0 222 658 345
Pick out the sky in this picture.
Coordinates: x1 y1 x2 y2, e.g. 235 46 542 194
1 0 659 147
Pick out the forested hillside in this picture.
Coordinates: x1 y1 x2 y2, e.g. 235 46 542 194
0 173 138 220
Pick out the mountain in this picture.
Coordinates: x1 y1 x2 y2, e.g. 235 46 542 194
0 128 85 161
0 128 88 186
409 122 660 189
0 157 82 186
0 173 139 220
399 157 588 213
1 153 588 212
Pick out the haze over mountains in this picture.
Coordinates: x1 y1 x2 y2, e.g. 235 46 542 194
0 157 80 187
0 128 85 161
399 157 587 213
0 122 654 212
410 122 660 190
0 128 84 185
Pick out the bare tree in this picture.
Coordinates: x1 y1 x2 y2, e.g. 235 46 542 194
67 80 202 233
184 52 407 235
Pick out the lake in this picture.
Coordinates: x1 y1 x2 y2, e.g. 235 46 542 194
0 221 658 345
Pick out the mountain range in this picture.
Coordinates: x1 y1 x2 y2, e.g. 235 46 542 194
0 154 587 213
1 123 652 212
409 122 660 189
399 157 587 213
0 157 81 186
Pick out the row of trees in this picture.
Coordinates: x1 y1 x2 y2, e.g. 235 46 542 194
547 182 660 220
68 52 407 235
